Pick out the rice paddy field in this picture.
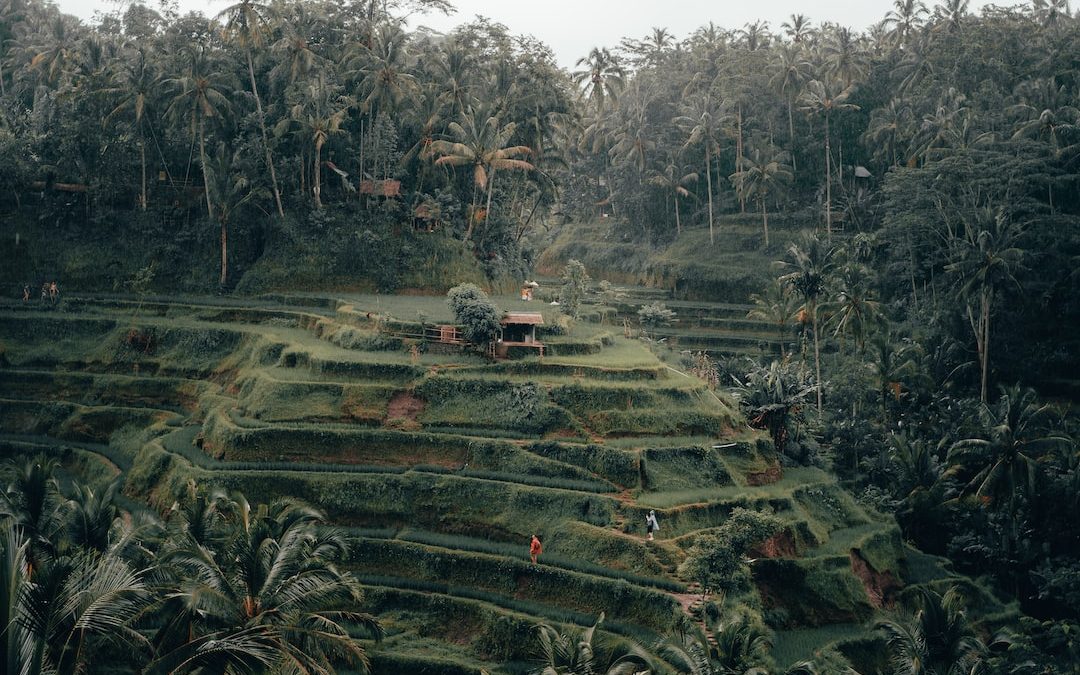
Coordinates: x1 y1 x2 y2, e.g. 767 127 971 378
0 286 976 674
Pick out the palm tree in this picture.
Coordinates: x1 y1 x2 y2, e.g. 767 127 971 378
430 107 534 240
217 0 285 218
656 611 772 675
1032 0 1072 29
148 493 380 674
269 3 324 90
571 47 625 114
779 234 834 414
1009 78 1079 164
103 47 160 211
822 27 868 88
932 0 970 34
676 87 726 244
349 22 417 119
163 47 234 219
729 146 792 247
769 44 812 169
862 98 913 168
204 143 268 286
868 330 922 424
748 280 800 357
735 359 817 458
648 156 698 234
875 587 987 675
279 76 350 209
1 455 62 566
825 262 883 353
735 21 771 51
943 208 1024 402
882 0 929 48
947 386 1070 517
434 42 476 116
781 14 813 44
530 613 652 675
799 79 859 237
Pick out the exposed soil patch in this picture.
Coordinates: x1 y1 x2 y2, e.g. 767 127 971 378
385 391 425 423
850 549 901 609
746 463 782 486
751 529 798 558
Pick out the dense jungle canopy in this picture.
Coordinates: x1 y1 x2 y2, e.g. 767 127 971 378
1 0 1080 673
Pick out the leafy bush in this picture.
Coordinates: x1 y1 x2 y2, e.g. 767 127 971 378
447 283 501 345
637 303 677 327
558 260 590 319
678 507 783 594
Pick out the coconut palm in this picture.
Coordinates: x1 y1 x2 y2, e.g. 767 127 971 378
676 86 726 243
778 234 835 413
147 494 380 674
781 14 813 44
748 280 800 357
883 0 929 48
572 47 625 114
769 44 813 168
825 262 883 353
1032 0 1072 29
943 208 1024 402
822 26 868 88
217 0 285 217
648 155 698 234
429 107 534 239
868 330 923 423
163 46 235 219
932 0 970 34
203 143 268 286
102 46 161 211
269 3 325 90
862 98 914 167
279 75 351 209
947 386 1071 517
530 613 652 675
875 587 987 675
729 145 792 247
348 22 418 119
656 611 772 675
799 79 859 236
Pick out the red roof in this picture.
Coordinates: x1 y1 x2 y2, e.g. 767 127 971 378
501 312 544 325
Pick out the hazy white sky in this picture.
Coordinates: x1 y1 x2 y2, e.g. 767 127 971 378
57 0 1006 67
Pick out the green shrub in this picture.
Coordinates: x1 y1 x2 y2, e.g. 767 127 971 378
447 283 500 345
558 260 590 318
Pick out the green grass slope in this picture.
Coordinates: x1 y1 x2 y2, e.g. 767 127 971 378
0 290 954 673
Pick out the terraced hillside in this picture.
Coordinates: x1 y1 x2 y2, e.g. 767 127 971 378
0 292 945 673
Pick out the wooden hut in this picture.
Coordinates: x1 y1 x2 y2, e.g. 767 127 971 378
495 312 545 358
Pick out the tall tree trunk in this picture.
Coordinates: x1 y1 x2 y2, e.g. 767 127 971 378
483 170 497 238
199 116 212 219
737 105 745 213
246 48 284 218
788 98 797 174
674 192 681 234
812 299 823 414
980 289 990 403
761 197 769 247
705 144 714 244
825 110 832 238
139 129 147 211
313 138 323 209
220 218 228 287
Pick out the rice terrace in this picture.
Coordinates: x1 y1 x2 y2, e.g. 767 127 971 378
1 0 1079 673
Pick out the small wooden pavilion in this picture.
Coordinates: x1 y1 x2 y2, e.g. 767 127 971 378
495 312 545 358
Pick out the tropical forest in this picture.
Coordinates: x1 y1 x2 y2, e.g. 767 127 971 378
0 0 1079 672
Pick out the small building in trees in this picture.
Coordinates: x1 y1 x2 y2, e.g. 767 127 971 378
496 312 545 358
